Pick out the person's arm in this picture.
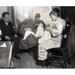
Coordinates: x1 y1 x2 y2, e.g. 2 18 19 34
51 20 66 38
23 29 36 40
35 23 44 39
9 22 15 41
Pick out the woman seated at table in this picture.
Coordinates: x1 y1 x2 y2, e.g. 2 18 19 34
36 8 66 66
20 19 38 54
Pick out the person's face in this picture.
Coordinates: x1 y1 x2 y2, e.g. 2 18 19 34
4 14 10 23
35 17 40 21
50 13 58 21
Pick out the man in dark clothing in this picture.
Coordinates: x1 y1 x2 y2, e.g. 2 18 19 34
0 12 21 59
0 12 15 41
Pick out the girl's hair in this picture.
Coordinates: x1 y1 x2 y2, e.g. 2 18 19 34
49 8 60 17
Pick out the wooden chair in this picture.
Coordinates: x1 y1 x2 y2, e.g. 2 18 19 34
46 22 71 68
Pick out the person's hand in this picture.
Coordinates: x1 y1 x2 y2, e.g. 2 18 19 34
15 34 18 37
64 34 67 39
5 36 10 40
37 36 41 40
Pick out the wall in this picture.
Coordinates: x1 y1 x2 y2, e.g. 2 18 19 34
14 6 52 28
0 6 8 18
32 6 52 25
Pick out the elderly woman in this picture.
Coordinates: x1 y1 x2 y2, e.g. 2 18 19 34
36 8 66 66
20 19 38 56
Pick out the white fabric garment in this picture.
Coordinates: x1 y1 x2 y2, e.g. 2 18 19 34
36 23 44 38
39 30 51 43
0 42 7 47
50 17 66 37
35 23 51 43
23 28 35 40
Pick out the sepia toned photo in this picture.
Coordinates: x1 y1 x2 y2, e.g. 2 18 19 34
0 6 74 68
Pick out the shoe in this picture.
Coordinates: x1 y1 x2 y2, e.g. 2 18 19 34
13 55 21 59
36 60 47 66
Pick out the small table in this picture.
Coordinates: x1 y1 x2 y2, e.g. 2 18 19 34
0 41 13 68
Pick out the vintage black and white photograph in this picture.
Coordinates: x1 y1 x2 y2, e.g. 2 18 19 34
0 6 74 68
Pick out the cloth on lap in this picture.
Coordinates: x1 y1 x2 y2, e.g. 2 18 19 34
20 34 38 50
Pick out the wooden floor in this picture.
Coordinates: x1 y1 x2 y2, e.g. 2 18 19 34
13 53 43 68
12 52 75 68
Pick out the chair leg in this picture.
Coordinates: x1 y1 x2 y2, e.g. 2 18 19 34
63 62 67 68
46 59 49 68
63 59 67 68
58 62 66 68
46 58 53 68
67 57 71 65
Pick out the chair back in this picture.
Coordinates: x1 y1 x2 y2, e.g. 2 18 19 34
61 20 71 48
